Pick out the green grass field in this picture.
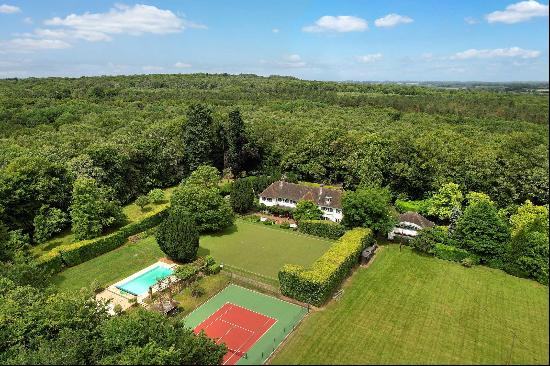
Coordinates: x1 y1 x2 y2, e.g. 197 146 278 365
52 235 164 292
199 220 333 279
272 245 549 365
184 284 308 365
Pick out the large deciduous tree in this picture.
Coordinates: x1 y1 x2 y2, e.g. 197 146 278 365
506 200 549 284
342 186 397 235
0 156 72 233
156 207 199 263
171 166 234 233
32 205 68 243
453 198 509 262
426 182 464 220
70 177 125 241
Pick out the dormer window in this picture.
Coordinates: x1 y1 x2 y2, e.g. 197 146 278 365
325 196 332 205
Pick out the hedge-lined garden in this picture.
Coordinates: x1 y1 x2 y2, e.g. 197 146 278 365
36 205 168 273
279 228 373 306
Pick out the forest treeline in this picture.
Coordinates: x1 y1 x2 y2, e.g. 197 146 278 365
0 73 548 240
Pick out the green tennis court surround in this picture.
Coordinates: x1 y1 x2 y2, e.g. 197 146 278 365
184 284 308 365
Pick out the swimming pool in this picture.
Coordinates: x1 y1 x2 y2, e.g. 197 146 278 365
116 265 174 296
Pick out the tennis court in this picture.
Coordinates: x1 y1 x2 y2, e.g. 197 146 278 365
185 285 308 365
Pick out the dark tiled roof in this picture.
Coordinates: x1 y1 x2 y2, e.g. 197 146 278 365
260 181 343 209
398 212 435 229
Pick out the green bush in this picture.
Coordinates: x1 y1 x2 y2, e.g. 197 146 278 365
206 263 221 274
409 226 449 254
279 228 373 306
280 223 290 229
147 188 165 204
174 263 199 282
432 243 479 264
298 220 346 240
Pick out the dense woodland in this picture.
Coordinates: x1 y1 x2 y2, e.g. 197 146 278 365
0 74 548 236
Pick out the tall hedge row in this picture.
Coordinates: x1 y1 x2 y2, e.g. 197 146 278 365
36 206 168 272
432 243 480 264
298 220 346 240
279 228 373 306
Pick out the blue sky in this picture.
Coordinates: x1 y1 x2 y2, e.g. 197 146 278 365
1 0 548 81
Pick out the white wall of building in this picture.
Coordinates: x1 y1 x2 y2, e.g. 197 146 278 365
259 196 343 223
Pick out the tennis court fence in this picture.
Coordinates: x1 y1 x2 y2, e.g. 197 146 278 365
222 264 280 288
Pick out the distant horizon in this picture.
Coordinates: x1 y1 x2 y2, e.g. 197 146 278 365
1 71 548 85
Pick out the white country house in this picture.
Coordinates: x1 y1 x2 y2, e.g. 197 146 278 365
259 181 343 222
388 211 435 240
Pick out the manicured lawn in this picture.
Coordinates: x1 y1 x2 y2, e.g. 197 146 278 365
52 235 164 292
199 220 333 279
272 245 549 365
53 219 332 291
31 186 176 257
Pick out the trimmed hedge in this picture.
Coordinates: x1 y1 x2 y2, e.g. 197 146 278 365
36 205 168 271
298 220 346 240
35 250 65 274
433 243 480 264
279 228 373 306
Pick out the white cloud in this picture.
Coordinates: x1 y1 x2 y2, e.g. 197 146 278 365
272 28 280 33
303 15 368 33
0 38 71 52
23 17 33 24
43 4 206 42
142 65 164 72
279 54 307 68
356 53 383 63
464 17 480 24
452 47 541 59
374 13 413 28
0 4 20 14
174 61 192 68
1 4 206 53
486 0 549 24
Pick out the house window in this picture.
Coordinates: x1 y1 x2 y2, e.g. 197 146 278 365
336 209 341 214
267 198 272 202
261 197 266 201
277 198 282 202
284 199 289 203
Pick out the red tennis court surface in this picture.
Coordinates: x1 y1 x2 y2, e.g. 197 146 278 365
193 303 277 365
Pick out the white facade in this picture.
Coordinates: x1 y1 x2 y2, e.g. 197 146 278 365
259 196 343 223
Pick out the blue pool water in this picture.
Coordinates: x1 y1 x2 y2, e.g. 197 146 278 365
116 265 174 296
